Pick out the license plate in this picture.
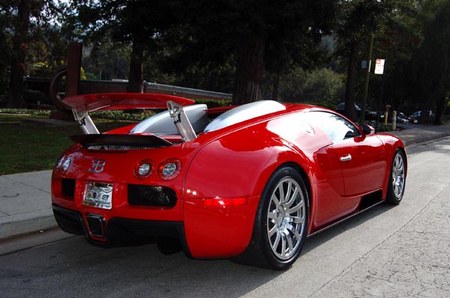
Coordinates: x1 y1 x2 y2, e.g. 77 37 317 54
83 182 113 210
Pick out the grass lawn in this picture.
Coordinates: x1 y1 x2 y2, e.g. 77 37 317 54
0 114 132 175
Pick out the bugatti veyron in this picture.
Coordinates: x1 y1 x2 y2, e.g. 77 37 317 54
51 93 407 270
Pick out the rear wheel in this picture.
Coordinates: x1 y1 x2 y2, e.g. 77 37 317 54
235 166 309 270
386 150 406 205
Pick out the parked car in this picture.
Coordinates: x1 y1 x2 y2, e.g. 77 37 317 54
397 112 411 124
336 102 378 120
410 110 434 124
379 112 411 124
52 93 407 270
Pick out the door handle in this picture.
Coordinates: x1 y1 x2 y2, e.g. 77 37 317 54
340 154 352 162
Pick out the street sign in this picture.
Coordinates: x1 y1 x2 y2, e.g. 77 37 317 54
361 60 367 69
361 60 372 70
374 59 385 75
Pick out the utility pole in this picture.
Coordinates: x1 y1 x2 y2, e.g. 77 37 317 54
360 34 374 123
374 58 386 132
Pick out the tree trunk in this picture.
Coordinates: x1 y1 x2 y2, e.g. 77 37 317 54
127 38 144 93
7 0 30 108
344 40 360 121
434 94 448 125
272 70 280 101
232 35 265 105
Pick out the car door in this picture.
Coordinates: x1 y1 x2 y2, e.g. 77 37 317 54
309 111 387 196
329 134 387 196
305 111 388 227
303 112 356 226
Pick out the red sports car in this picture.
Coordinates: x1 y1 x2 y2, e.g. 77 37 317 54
51 93 407 270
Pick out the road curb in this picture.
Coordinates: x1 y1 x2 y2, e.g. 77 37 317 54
405 134 450 146
0 214 57 242
391 129 450 147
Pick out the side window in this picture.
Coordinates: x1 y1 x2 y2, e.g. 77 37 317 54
303 111 359 143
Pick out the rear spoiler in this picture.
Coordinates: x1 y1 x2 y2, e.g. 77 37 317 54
63 93 195 136
62 93 195 112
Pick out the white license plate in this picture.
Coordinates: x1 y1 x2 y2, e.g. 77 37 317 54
83 182 113 210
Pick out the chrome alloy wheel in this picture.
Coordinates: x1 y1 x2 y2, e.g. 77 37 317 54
392 152 406 198
267 177 306 261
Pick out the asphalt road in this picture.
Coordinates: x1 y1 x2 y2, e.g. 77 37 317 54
1 137 449 298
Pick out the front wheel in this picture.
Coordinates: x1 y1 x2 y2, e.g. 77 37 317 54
386 150 407 205
235 166 309 270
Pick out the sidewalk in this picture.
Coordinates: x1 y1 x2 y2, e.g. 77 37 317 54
0 124 449 242
389 123 450 146
0 170 54 240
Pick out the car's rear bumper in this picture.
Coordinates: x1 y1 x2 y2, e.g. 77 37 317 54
52 204 191 257
51 166 258 259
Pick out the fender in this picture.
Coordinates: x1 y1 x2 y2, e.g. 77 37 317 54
377 134 407 200
182 125 314 258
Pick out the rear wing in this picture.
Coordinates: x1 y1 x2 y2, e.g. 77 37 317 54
62 93 195 112
63 93 196 138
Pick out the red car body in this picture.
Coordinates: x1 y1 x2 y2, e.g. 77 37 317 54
51 93 407 269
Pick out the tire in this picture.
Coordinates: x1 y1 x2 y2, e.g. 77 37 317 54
386 150 407 205
235 166 309 270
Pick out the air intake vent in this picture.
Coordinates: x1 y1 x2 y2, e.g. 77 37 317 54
61 178 75 199
128 185 177 207
70 134 172 150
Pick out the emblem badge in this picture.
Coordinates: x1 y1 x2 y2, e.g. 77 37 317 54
89 160 106 173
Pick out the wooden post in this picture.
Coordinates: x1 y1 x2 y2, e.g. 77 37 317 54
49 43 82 120
392 110 397 131
66 43 82 96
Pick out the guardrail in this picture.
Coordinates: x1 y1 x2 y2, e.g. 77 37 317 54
25 76 232 106
78 80 232 100
144 82 232 100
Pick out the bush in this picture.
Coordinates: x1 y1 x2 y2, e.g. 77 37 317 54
0 108 51 116
194 98 232 107
0 108 153 121
276 67 345 106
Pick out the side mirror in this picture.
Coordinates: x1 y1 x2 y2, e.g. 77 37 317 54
361 123 375 135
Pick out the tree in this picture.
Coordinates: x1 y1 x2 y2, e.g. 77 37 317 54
268 66 344 106
335 0 400 120
61 1 336 103
0 5 12 96
1 0 65 107
175 0 266 103
264 1 336 101
177 0 336 104
370 1 421 113
372 0 450 123
82 39 131 80
302 68 345 104
6 0 34 107
66 0 181 93
411 1 450 124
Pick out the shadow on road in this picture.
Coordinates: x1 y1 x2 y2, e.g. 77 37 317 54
303 203 393 254
0 203 397 297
